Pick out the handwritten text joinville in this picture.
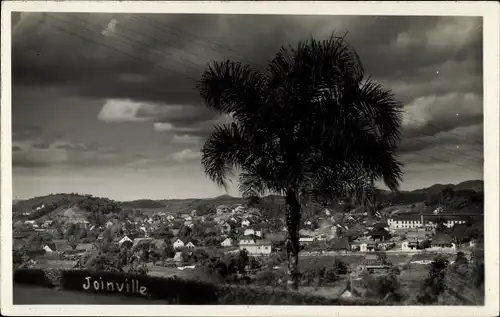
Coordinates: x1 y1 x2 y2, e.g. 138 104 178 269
82 276 148 296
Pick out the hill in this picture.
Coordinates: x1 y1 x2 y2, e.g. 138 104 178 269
12 193 122 221
374 180 483 205
12 180 483 220
120 199 165 209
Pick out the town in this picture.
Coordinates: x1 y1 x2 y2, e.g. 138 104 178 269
12 181 485 304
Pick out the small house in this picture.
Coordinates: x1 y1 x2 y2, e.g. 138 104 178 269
185 242 196 249
220 237 234 247
369 228 391 242
299 237 315 245
118 235 133 245
51 239 74 253
173 251 183 263
239 238 272 256
244 228 255 236
358 254 391 274
401 239 419 251
132 238 154 250
173 238 185 249
431 233 454 248
74 243 97 252
241 220 250 227
359 241 378 252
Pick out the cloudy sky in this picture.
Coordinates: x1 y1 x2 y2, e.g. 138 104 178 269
10 13 483 200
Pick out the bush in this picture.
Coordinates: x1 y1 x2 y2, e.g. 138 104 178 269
61 270 219 304
13 269 54 288
255 269 284 286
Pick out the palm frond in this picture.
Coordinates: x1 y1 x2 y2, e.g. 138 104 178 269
201 122 250 190
196 60 268 126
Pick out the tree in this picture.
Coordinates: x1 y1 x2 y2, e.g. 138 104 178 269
349 179 377 218
452 251 469 276
197 34 403 289
417 256 449 304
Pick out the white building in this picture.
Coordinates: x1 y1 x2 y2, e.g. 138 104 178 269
241 220 251 227
43 245 54 253
185 242 196 249
220 237 234 247
244 228 255 236
233 205 246 213
239 237 272 256
118 236 132 245
173 239 185 249
387 213 469 230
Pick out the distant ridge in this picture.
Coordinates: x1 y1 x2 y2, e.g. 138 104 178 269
12 180 483 220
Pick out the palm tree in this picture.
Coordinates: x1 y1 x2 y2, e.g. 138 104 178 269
348 177 377 218
196 33 403 289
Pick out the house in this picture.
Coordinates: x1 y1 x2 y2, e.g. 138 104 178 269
166 215 175 221
239 236 256 246
220 237 234 247
105 220 114 228
431 233 455 249
132 238 154 250
173 238 185 249
118 235 132 245
67 217 90 227
239 238 272 256
299 237 315 245
241 220 250 227
387 212 473 230
359 241 378 252
401 239 419 251
358 254 391 274
369 229 391 242
185 242 196 249
74 243 97 252
221 222 231 234
406 228 430 241
244 228 255 236
173 252 183 263
43 245 55 253
50 239 74 252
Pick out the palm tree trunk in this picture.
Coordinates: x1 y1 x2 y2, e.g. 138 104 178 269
285 189 301 290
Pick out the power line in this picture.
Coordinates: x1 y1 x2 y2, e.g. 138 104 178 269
67 14 204 75
23 16 484 175
130 15 484 149
126 14 266 69
43 14 199 83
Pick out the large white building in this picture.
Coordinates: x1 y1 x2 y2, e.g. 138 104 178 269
239 236 272 255
387 213 474 230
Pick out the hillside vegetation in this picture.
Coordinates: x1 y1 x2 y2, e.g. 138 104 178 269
12 180 483 221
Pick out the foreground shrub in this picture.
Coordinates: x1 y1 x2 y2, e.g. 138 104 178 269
13 269 54 288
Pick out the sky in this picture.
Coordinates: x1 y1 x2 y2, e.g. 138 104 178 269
10 13 483 201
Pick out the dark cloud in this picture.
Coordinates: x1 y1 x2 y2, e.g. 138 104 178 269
11 13 483 193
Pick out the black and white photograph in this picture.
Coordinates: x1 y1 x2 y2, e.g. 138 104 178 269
1 1 499 316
